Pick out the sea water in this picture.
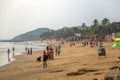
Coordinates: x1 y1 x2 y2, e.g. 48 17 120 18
0 41 48 66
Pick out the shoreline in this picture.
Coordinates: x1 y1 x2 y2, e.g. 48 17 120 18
0 50 42 73
0 51 31 67
0 42 119 80
0 41 48 67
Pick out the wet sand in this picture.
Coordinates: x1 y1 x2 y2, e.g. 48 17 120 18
0 42 119 80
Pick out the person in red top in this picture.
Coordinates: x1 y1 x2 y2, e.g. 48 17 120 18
49 48 54 60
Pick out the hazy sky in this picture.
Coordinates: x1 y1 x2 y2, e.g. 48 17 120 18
0 0 120 39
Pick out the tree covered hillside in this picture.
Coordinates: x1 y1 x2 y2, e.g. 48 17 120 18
40 18 120 40
12 28 51 41
12 18 120 41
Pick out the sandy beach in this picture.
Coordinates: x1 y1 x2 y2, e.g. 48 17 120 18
0 42 120 80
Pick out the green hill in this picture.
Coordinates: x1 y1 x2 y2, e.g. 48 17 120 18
12 28 51 41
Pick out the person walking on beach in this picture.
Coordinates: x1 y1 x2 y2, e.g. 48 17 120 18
30 48 32 55
58 46 61 56
55 46 58 56
95 41 98 47
46 45 49 51
12 47 15 57
43 50 47 68
49 47 54 60
7 48 10 62
27 48 30 55
90 41 93 47
99 41 103 47
25 47 27 52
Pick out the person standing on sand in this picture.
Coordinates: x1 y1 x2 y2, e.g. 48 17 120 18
58 46 61 56
12 47 15 57
99 41 103 47
43 50 47 68
25 47 27 52
95 41 98 47
55 46 58 56
27 48 30 55
90 41 92 47
86 41 88 46
7 48 10 62
30 48 32 55
46 45 49 51
49 47 54 60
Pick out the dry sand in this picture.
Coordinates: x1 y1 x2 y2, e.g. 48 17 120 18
0 42 120 80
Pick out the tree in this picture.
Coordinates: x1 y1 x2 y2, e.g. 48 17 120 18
91 19 99 34
81 23 87 30
101 18 110 26
93 19 99 26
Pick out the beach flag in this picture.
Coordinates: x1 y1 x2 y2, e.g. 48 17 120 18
114 38 120 42
112 42 120 49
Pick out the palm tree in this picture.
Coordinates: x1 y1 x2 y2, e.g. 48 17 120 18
91 19 99 34
93 19 99 26
101 18 110 26
81 23 87 30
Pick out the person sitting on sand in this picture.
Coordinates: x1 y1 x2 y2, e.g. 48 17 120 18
36 56 41 62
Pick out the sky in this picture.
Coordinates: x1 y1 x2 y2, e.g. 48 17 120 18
0 0 120 39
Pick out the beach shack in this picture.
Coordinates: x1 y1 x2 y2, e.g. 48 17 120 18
74 33 83 41
90 34 105 41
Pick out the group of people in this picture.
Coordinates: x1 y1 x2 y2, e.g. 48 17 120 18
7 43 62 68
90 41 103 47
81 40 103 48
42 45 54 68
41 44 61 68
7 47 15 62
69 42 76 48
25 47 33 55
7 46 33 62
82 40 89 47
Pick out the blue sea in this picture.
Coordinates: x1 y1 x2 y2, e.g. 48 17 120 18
0 41 48 66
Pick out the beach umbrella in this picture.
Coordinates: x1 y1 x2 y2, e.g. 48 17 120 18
114 38 120 41
112 42 120 49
